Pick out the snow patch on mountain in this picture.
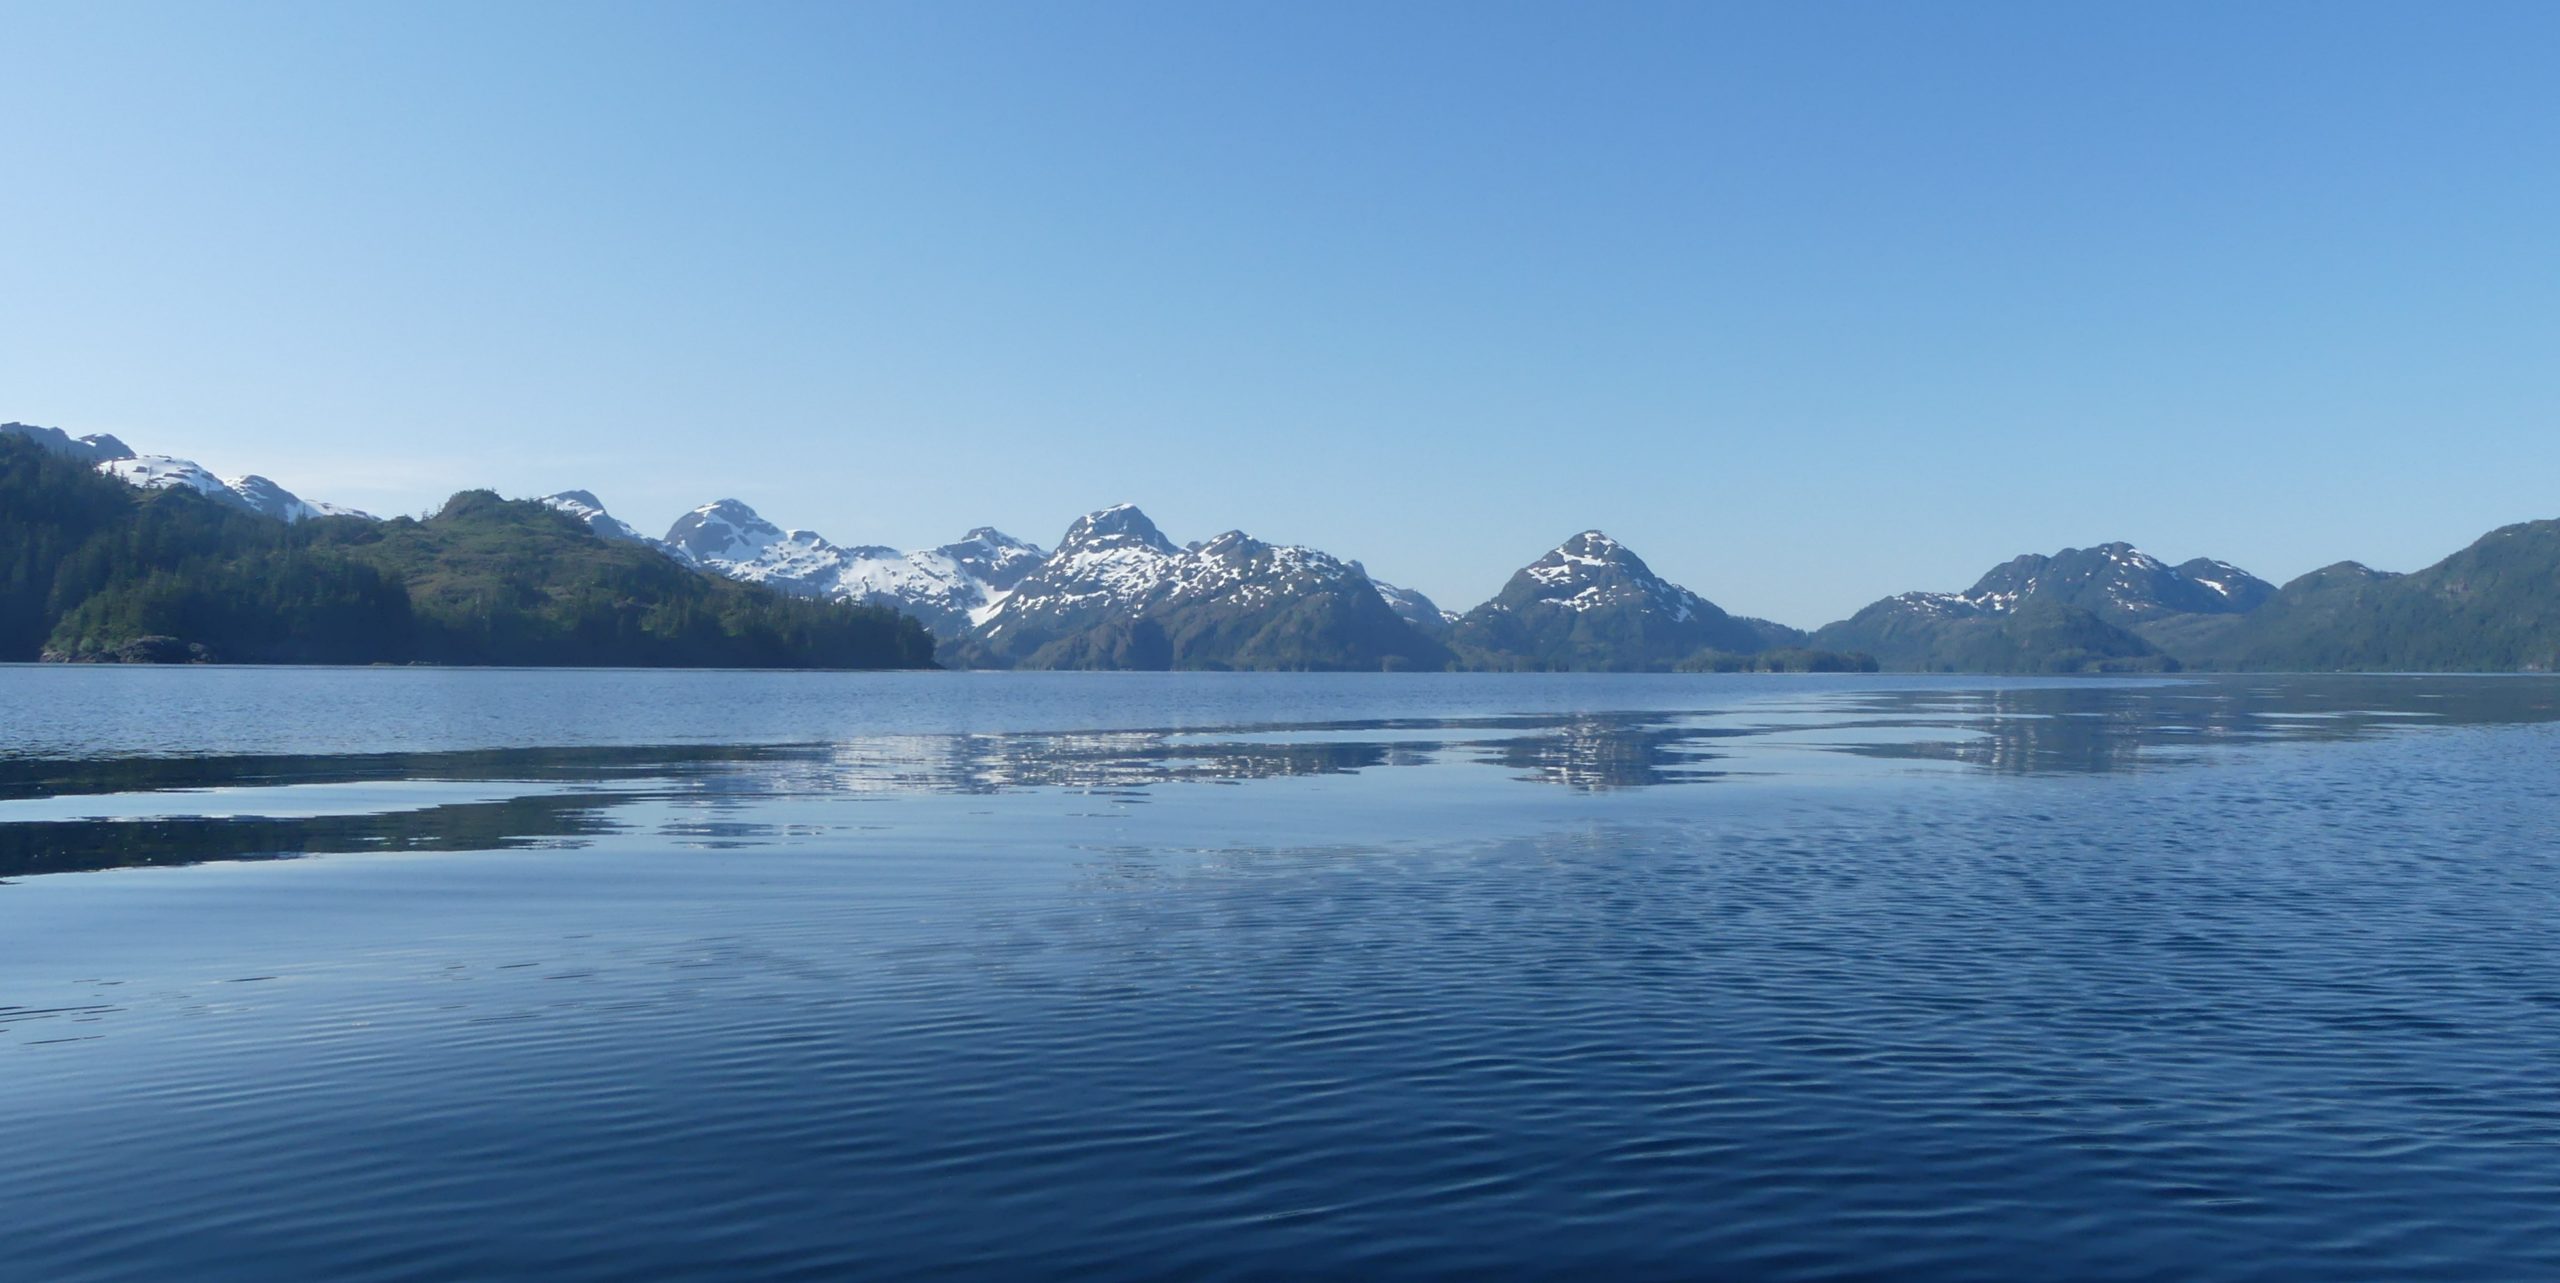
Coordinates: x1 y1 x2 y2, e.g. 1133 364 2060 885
1906 542 2274 622
942 528 1047 593
973 506 1401 632
1366 575 1457 634
982 504 1184 628
992 513 1287 620
957 505 1447 669
1163 530 1363 611
661 498 1046 636
7 421 375 521
541 491 697 563
1512 531 1703 622
96 454 365 522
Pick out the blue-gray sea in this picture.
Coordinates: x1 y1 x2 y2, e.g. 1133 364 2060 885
4 668 2558 1282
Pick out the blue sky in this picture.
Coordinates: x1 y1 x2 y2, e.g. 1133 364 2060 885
4 1 2555 627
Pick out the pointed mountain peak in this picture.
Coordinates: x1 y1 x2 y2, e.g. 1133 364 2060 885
1532 530 1656 580
2092 542 2168 569
688 497 767 523
1560 529 1624 557
665 498 788 563
223 475 319 522
2286 560 2400 590
542 490 664 547
1456 532 1766 667
2173 557 2276 608
933 527 1046 593
1502 531 1699 616
1059 503 1176 555
954 526 1035 549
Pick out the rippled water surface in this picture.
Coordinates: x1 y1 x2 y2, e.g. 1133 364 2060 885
4 668 2559 1281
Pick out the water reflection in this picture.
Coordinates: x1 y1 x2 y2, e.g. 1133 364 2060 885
0 792 628 879
1478 715 1741 789
1815 678 2560 775
4 676 2555 878
0 743 814 803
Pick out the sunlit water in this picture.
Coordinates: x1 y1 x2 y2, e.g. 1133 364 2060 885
4 668 2558 1281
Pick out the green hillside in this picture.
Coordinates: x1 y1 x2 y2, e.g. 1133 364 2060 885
4 436 934 668
2183 522 2560 671
1811 597 2177 673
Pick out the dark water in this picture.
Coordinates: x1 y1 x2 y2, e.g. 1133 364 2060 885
4 669 2559 1281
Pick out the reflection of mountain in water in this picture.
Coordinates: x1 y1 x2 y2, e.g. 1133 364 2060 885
1821 678 2560 775
1476 717 1737 790
0 743 817 803
6 677 2557 877
785 732 1406 795
778 718 1734 795
0 791 628 879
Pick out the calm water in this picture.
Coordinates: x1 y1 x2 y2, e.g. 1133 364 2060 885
4 668 2559 1281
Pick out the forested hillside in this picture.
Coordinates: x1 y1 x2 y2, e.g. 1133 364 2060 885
2180 522 2560 672
3 437 934 668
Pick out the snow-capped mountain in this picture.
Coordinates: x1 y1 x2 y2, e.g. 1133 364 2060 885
1951 543 2274 622
1827 540 2271 641
4 422 369 521
97 455 369 522
973 504 1183 641
1445 531 1799 669
664 499 800 567
1809 541 2273 671
659 497 1046 637
542 490 659 546
960 504 1449 670
940 528 1047 595
839 532 1049 637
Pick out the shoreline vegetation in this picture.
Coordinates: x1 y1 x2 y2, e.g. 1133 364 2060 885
6 434 2555 674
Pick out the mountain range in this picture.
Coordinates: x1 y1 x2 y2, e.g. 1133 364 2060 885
3 421 371 522
8 419 2559 672
950 504 1449 671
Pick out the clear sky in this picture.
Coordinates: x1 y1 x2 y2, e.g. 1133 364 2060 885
5 2 2556 628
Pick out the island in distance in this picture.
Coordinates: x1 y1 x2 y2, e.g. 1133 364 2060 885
7 420 2558 674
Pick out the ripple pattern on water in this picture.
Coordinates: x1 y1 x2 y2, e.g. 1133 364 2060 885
0 674 2557 1280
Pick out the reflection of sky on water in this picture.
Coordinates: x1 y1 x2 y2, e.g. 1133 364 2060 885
4 675 2557 877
